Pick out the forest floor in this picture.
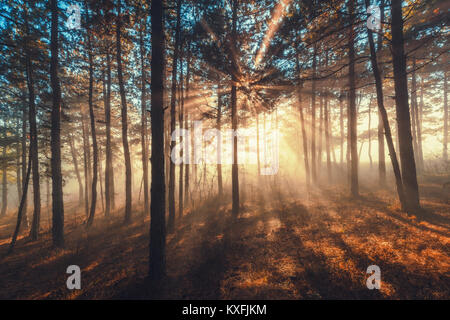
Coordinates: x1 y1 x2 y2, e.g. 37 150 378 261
0 179 449 299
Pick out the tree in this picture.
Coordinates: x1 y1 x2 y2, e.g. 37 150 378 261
377 0 386 186
168 0 182 232
87 2 99 227
50 0 64 248
231 0 240 217
104 49 114 216
23 4 41 241
138 4 149 219
391 0 420 212
365 0 406 210
444 71 448 162
149 0 166 281
348 0 358 197
116 0 132 224
1 139 7 217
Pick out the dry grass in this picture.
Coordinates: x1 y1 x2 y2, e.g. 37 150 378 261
0 182 448 300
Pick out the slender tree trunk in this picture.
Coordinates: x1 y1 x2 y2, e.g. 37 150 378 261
378 111 387 184
104 51 113 216
149 0 166 282
217 83 223 197
21 101 28 227
165 117 170 208
139 18 149 218
24 8 41 240
377 105 386 184
340 92 344 166
184 50 191 205
178 53 184 218
16 122 22 204
231 0 239 217
168 0 182 232
374 0 386 185
368 101 373 169
318 94 323 174
46 172 50 225
69 134 83 206
1 145 7 217
87 13 98 227
411 59 419 169
191 119 197 205
298 85 310 188
444 72 448 162
348 0 358 196
85 113 92 195
98 148 104 213
82 111 89 216
50 0 64 247
8 150 31 254
256 112 261 176
325 93 331 182
116 0 132 223
311 45 317 183
416 78 424 169
391 0 420 212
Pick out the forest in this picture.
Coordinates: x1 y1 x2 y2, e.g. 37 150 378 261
0 0 448 300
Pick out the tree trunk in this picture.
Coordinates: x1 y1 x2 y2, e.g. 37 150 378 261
1 144 7 217
391 0 420 212
82 111 89 217
21 101 28 227
365 0 406 209
217 82 223 197
191 119 197 205
348 0 358 197
168 0 182 232
444 72 448 162
318 94 323 174
116 0 132 223
231 0 239 217
104 50 113 216
377 104 386 184
139 17 149 218
340 91 344 166
98 148 104 213
411 59 419 169
50 0 64 248
149 0 166 282
184 50 191 205
15 121 22 205
87 11 98 227
377 108 386 183
69 134 83 206
325 92 331 182
256 112 261 177
178 53 184 218
8 150 31 254
311 44 317 183
368 101 373 169
377 0 386 186
24 7 41 240
298 86 310 188
416 78 424 169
